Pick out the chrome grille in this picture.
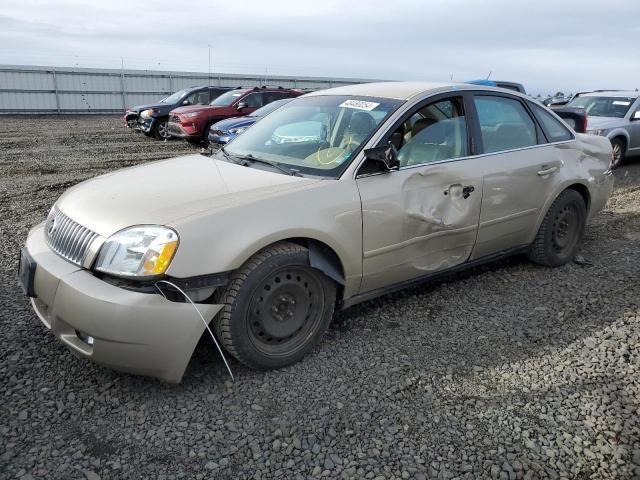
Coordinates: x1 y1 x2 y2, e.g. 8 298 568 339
45 208 99 266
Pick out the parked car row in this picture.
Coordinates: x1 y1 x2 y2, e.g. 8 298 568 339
124 86 303 143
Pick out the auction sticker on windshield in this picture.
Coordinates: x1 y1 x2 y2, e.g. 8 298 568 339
339 99 380 111
612 100 631 106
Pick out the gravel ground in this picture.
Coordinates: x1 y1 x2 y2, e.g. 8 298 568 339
1 116 639 480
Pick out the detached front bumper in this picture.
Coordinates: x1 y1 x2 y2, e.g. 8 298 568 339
24 223 223 383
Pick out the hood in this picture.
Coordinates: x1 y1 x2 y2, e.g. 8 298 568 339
211 116 256 131
586 116 627 130
56 154 321 237
172 105 226 115
128 103 156 113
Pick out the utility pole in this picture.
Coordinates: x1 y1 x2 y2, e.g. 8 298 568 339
208 44 211 87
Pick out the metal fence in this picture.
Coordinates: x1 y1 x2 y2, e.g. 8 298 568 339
0 65 376 114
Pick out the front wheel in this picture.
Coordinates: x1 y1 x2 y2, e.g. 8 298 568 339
215 242 336 369
153 118 170 140
528 189 586 266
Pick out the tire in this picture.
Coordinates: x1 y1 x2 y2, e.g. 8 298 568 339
153 117 170 140
215 242 336 369
528 189 587 267
610 137 626 169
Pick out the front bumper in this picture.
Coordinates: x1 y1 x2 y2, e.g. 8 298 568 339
168 121 200 139
208 130 235 145
24 223 223 383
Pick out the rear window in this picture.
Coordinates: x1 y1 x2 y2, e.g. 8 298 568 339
474 95 537 153
530 104 574 143
567 96 637 118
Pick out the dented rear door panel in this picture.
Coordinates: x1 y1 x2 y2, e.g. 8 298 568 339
356 160 483 293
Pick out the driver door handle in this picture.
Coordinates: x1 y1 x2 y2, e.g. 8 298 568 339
462 185 475 199
537 165 559 176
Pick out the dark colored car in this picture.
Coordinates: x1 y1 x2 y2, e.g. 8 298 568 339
467 79 526 94
124 86 232 139
542 96 570 107
207 98 293 145
168 87 302 142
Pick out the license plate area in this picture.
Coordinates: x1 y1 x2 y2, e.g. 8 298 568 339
18 248 37 297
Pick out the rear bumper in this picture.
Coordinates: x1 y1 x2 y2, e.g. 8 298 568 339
588 171 614 221
24 223 223 383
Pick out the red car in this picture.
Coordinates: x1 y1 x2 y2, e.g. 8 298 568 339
167 87 302 142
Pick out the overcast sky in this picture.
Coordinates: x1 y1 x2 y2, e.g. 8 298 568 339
1 0 639 95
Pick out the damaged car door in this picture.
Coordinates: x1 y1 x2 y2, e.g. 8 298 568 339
356 95 483 292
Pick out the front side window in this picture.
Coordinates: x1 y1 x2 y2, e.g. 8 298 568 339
567 96 637 118
530 103 574 143
210 90 247 106
242 93 264 108
220 95 402 177
390 97 468 167
185 90 209 105
474 96 537 153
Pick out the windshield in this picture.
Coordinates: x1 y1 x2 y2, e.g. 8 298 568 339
567 96 637 118
210 90 247 106
160 89 189 104
219 95 403 177
249 98 292 117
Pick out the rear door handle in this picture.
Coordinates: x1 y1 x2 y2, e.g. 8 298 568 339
537 165 558 176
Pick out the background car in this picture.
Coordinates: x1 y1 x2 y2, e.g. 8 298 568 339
565 90 640 167
125 86 231 139
168 87 302 143
208 98 292 145
467 79 526 94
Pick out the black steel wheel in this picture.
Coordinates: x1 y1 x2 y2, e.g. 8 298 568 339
215 242 336 369
528 189 586 266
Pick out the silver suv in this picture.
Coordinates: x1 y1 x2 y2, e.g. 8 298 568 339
20 82 614 383
567 91 640 167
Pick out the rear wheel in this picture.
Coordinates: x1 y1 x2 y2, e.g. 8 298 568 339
153 117 170 140
610 137 626 169
215 242 336 369
528 189 587 266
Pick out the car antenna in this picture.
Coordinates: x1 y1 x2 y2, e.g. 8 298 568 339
486 70 492 80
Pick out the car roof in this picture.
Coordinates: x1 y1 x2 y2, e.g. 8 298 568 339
580 90 639 98
304 81 529 101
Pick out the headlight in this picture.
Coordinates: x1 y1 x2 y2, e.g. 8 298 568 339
95 226 179 278
140 109 153 119
229 127 248 134
183 111 201 118
587 129 607 136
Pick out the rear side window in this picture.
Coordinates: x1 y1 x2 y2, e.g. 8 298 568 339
530 104 574 143
474 96 537 153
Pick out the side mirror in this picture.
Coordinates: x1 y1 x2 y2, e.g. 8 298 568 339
236 102 248 110
363 145 400 171
632 110 640 121
182 100 190 105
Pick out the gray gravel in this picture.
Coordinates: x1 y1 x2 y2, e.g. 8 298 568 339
1 116 639 480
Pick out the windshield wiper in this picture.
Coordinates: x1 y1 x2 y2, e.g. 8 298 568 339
227 152 302 176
